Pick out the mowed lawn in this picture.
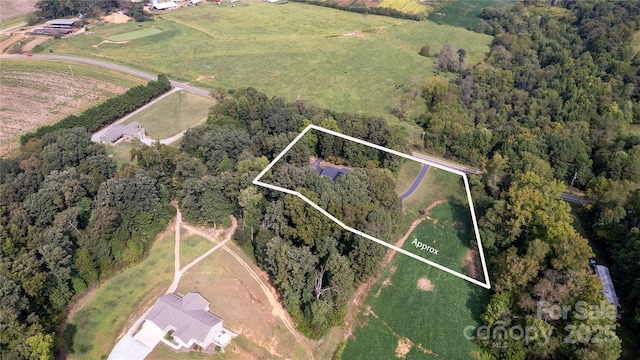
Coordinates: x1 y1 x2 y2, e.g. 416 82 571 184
147 239 343 360
39 2 492 116
403 201 476 277
107 27 164 41
179 233 213 269
123 90 216 139
343 243 489 359
67 225 175 359
104 141 136 168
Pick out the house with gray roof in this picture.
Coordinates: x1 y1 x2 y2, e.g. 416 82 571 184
99 122 145 144
135 292 235 351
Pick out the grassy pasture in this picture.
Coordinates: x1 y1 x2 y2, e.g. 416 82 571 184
343 202 489 359
403 201 475 277
394 159 421 196
67 226 174 360
123 90 215 139
107 27 164 41
179 233 213 269
428 0 515 29
39 2 492 117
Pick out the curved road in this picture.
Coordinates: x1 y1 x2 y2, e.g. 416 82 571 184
3 54 590 206
0 54 210 97
399 164 429 200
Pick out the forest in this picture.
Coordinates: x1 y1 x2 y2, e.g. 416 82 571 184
2 0 640 358
394 0 639 358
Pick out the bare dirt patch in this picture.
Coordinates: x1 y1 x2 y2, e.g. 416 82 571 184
21 36 48 52
396 337 413 358
343 31 365 37
0 69 128 153
417 277 434 291
103 13 131 24
464 245 481 280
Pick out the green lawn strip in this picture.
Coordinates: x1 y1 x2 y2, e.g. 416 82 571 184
403 202 473 275
104 141 136 168
0 15 27 30
106 27 164 41
0 59 146 88
122 90 215 139
68 228 174 359
395 160 421 196
39 2 491 116
344 246 489 359
179 233 214 269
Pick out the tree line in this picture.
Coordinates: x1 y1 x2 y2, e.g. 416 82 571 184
20 75 171 145
1 128 174 358
391 0 640 358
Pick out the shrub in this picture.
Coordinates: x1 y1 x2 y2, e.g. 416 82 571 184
419 45 431 57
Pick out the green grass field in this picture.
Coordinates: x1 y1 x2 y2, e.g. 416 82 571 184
104 141 136 168
403 201 476 277
179 233 213 269
395 167 468 239
123 90 216 139
38 2 491 117
343 202 489 359
395 159 422 196
428 0 515 29
67 226 175 359
107 27 164 41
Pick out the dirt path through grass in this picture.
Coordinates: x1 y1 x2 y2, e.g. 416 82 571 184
343 200 446 341
181 223 316 360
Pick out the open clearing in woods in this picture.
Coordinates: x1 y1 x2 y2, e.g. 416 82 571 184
0 59 145 156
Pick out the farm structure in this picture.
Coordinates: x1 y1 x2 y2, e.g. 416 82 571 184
134 292 236 351
152 0 178 10
99 122 145 144
32 18 80 36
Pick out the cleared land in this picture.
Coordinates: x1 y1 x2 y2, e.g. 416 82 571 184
122 90 216 139
105 141 136 168
343 231 489 359
0 0 36 22
427 0 516 29
38 2 492 117
0 59 146 156
147 235 342 359
107 27 164 41
66 225 175 360
179 233 213 269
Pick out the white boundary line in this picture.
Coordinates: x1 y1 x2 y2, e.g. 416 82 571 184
252 124 491 289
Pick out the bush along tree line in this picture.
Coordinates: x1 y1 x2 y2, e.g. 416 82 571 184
20 75 171 145
392 0 640 358
0 127 175 359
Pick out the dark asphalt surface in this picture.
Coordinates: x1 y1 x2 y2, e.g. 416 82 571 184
400 164 429 200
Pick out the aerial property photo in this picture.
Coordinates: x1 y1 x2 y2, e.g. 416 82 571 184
1 0 639 359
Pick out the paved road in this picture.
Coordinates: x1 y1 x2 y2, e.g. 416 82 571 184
0 54 211 97
400 164 429 200
0 22 27 33
4 54 591 208
411 151 482 175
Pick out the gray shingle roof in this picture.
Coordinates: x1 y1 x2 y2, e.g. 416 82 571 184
320 166 350 181
145 293 222 344
102 122 142 142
